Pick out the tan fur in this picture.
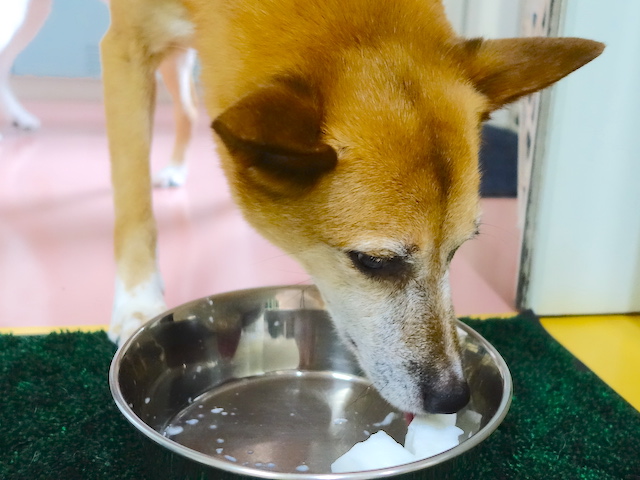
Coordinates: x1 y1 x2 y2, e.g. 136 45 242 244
102 0 603 413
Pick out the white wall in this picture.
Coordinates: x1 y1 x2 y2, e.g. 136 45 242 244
523 0 640 314
442 0 522 38
442 0 523 130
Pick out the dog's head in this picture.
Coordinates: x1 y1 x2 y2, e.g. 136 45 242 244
211 32 603 413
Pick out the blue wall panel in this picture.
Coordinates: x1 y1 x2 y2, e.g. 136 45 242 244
13 0 110 78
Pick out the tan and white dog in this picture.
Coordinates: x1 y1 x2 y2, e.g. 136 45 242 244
102 0 603 414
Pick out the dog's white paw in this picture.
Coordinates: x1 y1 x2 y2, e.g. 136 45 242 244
153 164 188 188
1 95 41 131
10 108 41 131
110 273 167 345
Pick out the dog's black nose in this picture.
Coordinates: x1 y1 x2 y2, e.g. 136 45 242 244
421 378 470 414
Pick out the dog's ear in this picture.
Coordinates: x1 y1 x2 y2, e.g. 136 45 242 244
212 80 337 194
463 37 604 112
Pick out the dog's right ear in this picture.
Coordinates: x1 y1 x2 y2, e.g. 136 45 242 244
212 80 337 196
463 37 605 112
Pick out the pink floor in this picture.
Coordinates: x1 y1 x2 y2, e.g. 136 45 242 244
0 100 517 330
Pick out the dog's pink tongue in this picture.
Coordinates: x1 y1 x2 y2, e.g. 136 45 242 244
404 413 415 424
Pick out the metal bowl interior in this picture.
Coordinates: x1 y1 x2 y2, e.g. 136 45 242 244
110 285 512 479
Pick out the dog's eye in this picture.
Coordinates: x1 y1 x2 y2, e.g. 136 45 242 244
351 252 385 269
348 251 408 278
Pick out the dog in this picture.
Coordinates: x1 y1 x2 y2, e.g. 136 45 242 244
102 0 603 414
0 0 195 187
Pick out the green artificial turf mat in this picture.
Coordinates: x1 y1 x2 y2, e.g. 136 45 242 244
1 314 638 479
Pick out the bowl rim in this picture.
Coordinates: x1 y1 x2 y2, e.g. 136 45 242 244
109 285 513 480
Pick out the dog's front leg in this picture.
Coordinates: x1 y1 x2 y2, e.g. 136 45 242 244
101 28 166 344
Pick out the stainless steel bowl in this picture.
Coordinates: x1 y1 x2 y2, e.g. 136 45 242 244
110 285 512 479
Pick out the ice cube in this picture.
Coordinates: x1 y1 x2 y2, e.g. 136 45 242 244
331 431 417 473
404 414 463 459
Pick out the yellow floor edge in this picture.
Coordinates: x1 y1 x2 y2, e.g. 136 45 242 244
0 325 108 335
541 314 640 412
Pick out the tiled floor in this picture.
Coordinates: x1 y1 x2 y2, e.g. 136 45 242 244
1 99 638 412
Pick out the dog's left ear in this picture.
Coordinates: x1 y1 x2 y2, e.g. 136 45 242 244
212 80 337 194
464 37 605 112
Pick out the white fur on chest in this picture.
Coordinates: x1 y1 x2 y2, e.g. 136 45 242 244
143 2 195 54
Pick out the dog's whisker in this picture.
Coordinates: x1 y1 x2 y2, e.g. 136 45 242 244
473 223 517 246
478 221 512 233
332 382 389 437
